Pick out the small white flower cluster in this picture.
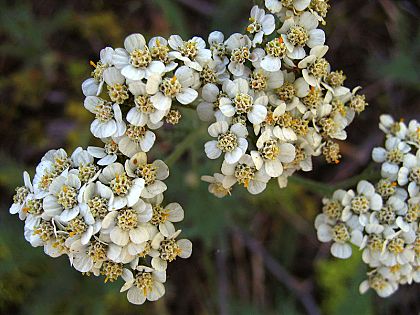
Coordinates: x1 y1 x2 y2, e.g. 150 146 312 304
10 147 192 305
80 2 365 198
315 115 420 298
201 1 367 197
10 0 370 306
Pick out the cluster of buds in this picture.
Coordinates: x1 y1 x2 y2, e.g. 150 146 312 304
315 115 420 297
10 148 192 305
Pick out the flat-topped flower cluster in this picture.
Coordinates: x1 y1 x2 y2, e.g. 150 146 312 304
79 1 366 198
10 0 375 307
315 115 420 298
10 148 192 305
198 1 366 196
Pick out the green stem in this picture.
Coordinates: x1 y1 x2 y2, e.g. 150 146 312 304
165 126 206 167
289 164 381 197
289 175 335 196
331 165 381 191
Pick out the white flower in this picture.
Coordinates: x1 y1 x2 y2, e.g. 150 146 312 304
201 173 232 198
278 11 325 59
380 235 415 267
32 159 56 199
65 205 98 245
32 149 71 199
265 0 311 14
317 112 349 140
81 181 113 222
298 45 329 87
247 6 275 46
398 150 420 190
406 119 420 147
99 162 145 210
82 47 114 96
148 36 178 72
148 194 185 237
69 237 107 273
254 37 289 72
315 213 362 259
84 96 126 138
219 78 268 124
23 194 46 231
379 114 407 139
341 180 383 229
70 147 99 184
113 33 166 81
117 124 156 156
197 83 224 122
208 31 229 64
125 152 169 199
10 171 33 220
168 35 212 71
225 33 254 76
361 234 385 267
359 273 399 298
87 138 120 166
204 121 248 164
43 171 82 222
148 66 199 111
265 0 283 13
320 189 346 221
372 137 411 181
268 73 309 113
120 266 166 305
291 138 317 172
149 230 192 271
378 263 413 283
102 198 152 247
221 154 270 194
251 128 296 178
103 67 130 104
127 81 166 127
200 58 229 85
248 67 284 92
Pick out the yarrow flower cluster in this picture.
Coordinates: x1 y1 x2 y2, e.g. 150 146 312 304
201 2 367 197
315 115 420 298
11 0 377 306
10 148 192 305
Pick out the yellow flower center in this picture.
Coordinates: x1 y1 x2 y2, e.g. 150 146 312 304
110 173 132 196
217 132 238 153
117 207 138 231
57 185 78 210
130 47 152 68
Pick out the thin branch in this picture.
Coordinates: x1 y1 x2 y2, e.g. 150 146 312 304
233 227 321 315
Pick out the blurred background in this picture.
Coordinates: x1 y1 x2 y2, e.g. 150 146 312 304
0 0 419 314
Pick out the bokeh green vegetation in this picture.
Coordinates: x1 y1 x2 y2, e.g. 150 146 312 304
0 0 419 314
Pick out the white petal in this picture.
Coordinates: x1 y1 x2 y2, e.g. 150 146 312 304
176 88 198 105
331 243 352 259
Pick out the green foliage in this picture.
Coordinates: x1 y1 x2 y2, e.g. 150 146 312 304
370 18 420 89
154 0 188 36
316 250 373 315
0 2 70 65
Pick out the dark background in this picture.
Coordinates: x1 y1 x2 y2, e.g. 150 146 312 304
0 0 419 314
